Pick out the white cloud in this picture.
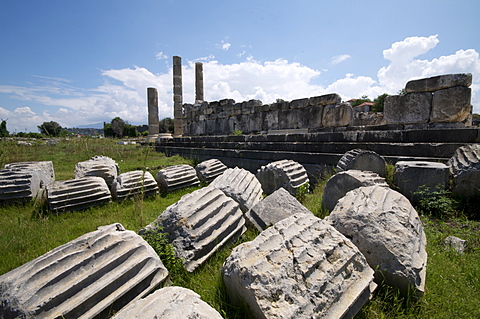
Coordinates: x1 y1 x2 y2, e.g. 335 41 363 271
155 51 168 60
331 54 351 65
0 34 479 133
216 40 231 51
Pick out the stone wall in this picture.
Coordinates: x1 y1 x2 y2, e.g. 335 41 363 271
179 73 472 136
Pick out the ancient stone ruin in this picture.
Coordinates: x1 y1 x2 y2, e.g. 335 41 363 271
111 170 159 201
194 158 227 183
223 213 376 319
256 159 309 195
4 161 55 186
155 164 200 193
0 223 168 319
448 143 480 197
336 149 386 177
74 155 119 187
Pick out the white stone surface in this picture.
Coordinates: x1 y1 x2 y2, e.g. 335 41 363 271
0 223 168 319
0 169 45 204
195 159 227 183
327 186 427 296
74 155 119 187
256 159 309 195
337 149 386 177
448 143 480 197
111 170 158 201
155 164 200 192
111 286 223 319
4 161 55 186
223 213 376 319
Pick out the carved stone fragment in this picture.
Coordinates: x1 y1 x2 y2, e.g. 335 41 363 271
4 161 55 186
142 186 245 272
448 144 480 197
74 156 119 187
47 176 112 212
195 159 228 184
223 213 376 319
384 93 432 124
322 102 353 127
256 159 309 195
430 86 472 123
327 186 427 296
0 223 168 319
246 187 312 231
0 169 45 203
111 170 158 201
111 286 223 319
322 170 388 212
210 167 263 212
155 164 200 193
337 149 386 177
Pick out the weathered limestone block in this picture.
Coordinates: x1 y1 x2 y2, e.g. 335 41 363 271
290 98 309 109
155 164 200 193
256 159 309 195
384 93 432 124
327 186 427 296
0 169 45 203
210 167 263 212
322 102 353 127
223 213 376 319
111 170 158 201
322 170 388 212
111 286 223 319
0 223 168 319
405 73 472 93
46 176 112 212
337 148 386 177
445 236 467 254
430 86 472 123
74 156 119 187
448 144 480 197
393 161 449 203
245 187 312 231
195 159 228 184
4 161 55 186
143 186 245 272
310 93 342 106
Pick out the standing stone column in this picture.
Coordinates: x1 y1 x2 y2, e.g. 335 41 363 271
195 62 204 104
173 56 184 136
147 87 159 136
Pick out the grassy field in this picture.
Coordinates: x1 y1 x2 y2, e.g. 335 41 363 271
0 137 479 318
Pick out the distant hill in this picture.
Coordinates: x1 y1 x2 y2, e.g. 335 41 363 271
75 122 104 129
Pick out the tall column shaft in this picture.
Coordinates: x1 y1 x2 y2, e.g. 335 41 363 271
195 62 204 103
173 56 183 136
147 87 159 135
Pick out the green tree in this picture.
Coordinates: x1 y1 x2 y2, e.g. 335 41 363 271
0 119 9 137
111 117 125 138
372 93 389 112
123 123 139 137
38 121 63 137
159 117 174 133
350 95 372 107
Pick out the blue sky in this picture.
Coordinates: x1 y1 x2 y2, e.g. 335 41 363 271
1 0 479 133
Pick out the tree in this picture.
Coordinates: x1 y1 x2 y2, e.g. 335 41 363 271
123 123 139 137
372 93 389 112
159 117 174 133
0 119 9 137
38 121 63 137
111 117 125 138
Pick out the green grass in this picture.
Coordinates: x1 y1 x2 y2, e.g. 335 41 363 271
1 138 479 318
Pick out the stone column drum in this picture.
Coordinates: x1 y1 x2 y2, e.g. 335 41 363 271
147 87 159 136
195 62 204 103
173 56 184 136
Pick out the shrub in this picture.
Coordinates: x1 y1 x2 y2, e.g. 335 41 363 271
414 185 457 218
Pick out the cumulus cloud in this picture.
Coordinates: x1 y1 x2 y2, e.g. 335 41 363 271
216 40 231 51
0 34 479 133
331 54 351 65
155 51 168 60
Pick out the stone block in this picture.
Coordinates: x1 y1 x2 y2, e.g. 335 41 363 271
195 159 228 183
445 236 467 254
256 159 309 195
290 98 309 109
448 144 480 197
245 187 312 231
393 161 449 203
4 161 55 186
220 98 235 106
248 111 262 132
337 148 386 177
0 169 45 204
0 223 168 319
431 86 472 123
111 170 158 201
322 102 353 127
142 186 245 272
405 73 472 93
74 156 119 187
262 110 279 131
384 93 432 124
322 170 389 212
279 109 298 129
111 286 223 319
223 213 376 319
309 93 342 106
155 164 200 193
47 176 112 212
210 167 263 212
327 186 427 296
